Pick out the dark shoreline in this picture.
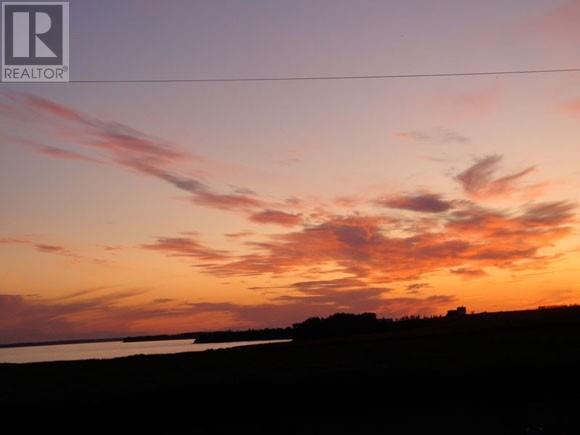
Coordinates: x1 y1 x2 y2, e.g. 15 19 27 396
4 308 580 433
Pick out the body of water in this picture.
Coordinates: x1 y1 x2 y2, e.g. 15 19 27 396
0 339 291 364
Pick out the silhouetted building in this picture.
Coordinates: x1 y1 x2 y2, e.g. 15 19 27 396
446 306 467 318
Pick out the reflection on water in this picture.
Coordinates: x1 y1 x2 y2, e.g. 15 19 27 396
0 339 291 364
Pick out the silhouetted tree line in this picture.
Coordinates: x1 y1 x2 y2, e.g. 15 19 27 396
291 305 580 340
292 312 393 339
199 313 396 342
194 328 292 343
192 312 434 343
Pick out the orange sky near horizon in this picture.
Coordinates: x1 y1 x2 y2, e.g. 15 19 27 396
1 0 580 343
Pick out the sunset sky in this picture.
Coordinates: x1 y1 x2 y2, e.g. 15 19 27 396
1 0 580 343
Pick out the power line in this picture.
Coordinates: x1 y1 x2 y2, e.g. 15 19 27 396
68 67 580 84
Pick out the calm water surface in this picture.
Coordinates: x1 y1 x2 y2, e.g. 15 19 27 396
0 339 291 364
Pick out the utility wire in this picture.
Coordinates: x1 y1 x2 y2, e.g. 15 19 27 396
68 67 580 84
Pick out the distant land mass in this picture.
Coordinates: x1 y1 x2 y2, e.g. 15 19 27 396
0 337 123 349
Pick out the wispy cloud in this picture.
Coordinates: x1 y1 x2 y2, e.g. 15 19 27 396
191 190 264 211
525 0 580 43
0 237 80 260
451 88 498 120
276 148 304 166
141 236 229 262
225 231 254 240
1 92 265 215
455 154 537 199
405 283 431 294
394 128 469 144
0 289 148 343
450 268 487 279
17 139 104 164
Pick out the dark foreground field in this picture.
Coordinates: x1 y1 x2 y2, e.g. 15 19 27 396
3 310 580 434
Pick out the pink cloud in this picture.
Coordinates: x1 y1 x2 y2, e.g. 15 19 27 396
1 92 268 215
15 139 103 164
561 98 580 117
526 0 580 43
25 95 87 124
34 145 102 163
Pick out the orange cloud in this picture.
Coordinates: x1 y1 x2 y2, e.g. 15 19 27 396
144 198 575 285
249 209 302 226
